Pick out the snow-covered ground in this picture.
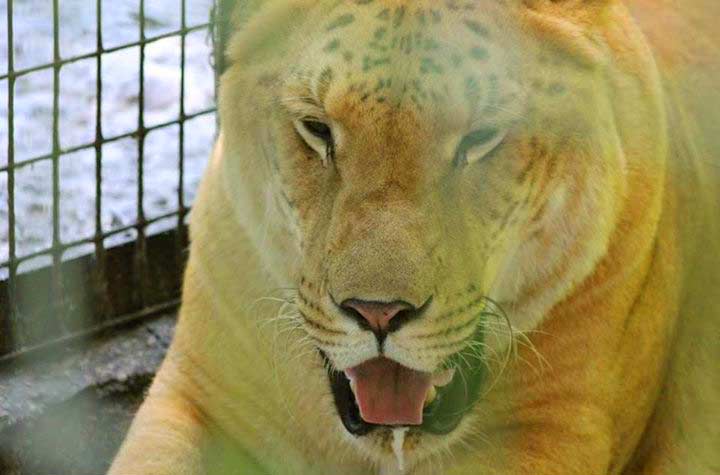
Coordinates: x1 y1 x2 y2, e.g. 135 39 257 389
0 0 217 274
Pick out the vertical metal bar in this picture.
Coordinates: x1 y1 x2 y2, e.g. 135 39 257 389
176 0 188 273
135 0 148 305
51 0 66 330
93 0 110 318
212 0 224 128
5 0 22 351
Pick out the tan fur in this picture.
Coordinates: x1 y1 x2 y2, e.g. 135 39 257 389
110 1 720 474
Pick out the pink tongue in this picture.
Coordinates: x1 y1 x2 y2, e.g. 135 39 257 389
345 357 432 426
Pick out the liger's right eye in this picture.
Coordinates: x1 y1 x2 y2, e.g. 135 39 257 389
301 120 333 143
294 118 335 166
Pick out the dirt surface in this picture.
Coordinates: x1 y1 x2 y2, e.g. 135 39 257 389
0 314 175 475
0 0 217 273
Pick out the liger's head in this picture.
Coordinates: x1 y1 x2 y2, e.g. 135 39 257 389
217 0 664 467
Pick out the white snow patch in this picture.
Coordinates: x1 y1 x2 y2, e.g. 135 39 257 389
0 0 217 275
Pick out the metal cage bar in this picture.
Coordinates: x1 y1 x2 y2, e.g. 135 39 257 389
93 0 110 321
0 0 228 359
136 0 149 308
51 0 67 334
4 0 20 353
177 0 190 271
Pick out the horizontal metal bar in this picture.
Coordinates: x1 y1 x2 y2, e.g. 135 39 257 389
0 298 180 364
0 23 210 82
0 108 215 173
0 207 190 269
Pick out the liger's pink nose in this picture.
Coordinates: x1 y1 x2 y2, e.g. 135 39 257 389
340 299 414 333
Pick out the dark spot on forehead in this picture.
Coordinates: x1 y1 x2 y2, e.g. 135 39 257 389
464 20 490 39
420 57 444 75
326 14 355 31
323 39 341 53
362 55 391 71
470 47 489 61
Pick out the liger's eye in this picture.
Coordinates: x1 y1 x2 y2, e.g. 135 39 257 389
301 120 333 143
454 128 506 167
294 118 335 166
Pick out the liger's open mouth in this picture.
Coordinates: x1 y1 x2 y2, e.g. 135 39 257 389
322 329 487 436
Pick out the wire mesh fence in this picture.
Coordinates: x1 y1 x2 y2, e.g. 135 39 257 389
0 0 235 360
